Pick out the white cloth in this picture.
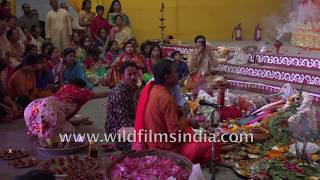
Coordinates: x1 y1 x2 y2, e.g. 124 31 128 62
289 142 320 155
30 36 45 54
188 164 206 180
45 8 72 51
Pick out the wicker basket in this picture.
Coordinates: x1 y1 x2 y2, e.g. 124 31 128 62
105 150 193 180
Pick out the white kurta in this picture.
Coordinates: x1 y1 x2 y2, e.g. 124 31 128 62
45 9 72 51
30 36 45 54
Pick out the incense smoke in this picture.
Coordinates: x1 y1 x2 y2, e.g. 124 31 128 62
262 0 320 41
276 0 320 40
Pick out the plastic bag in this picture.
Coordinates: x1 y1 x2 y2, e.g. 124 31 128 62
167 176 176 180
279 83 296 100
289 142 320 155
196 90 216 104
228 47 249 65
188 164 206 180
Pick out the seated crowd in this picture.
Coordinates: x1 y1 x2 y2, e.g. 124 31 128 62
0 0 223 164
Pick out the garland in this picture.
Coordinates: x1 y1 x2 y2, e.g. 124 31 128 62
254 91 320 179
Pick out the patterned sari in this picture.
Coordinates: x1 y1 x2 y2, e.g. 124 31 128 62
84 57 108 85
24 84 95 139
142 58 160 83
75 47 89 64
79 10 95 36
104 50 120 65
103 53 144 87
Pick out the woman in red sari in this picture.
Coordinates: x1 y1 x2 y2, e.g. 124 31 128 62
142 44 163 83
24 78 109 143
144 44 163 74
103 41 144 87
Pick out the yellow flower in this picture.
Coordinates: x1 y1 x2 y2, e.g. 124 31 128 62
231 125 239 133
229 119 236 124
307 176 320 180
311 154 319 161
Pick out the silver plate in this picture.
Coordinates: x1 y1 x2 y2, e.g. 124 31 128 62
38 143 89 155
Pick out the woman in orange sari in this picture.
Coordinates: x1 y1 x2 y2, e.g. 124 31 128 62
144 44 163 74
103 41 144 87
8 54 53 108
142 44 163 83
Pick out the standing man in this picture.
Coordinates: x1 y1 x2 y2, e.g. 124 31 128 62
187 35 218 76
105 61 140 136
45 0 72 51
60 2 74 32
18 3 36 32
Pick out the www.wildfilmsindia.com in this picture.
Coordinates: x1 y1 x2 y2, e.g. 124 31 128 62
59 130 254 143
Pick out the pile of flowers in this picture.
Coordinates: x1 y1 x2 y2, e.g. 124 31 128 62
111 155 191 180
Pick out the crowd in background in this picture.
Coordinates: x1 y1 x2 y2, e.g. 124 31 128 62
0 0 189 123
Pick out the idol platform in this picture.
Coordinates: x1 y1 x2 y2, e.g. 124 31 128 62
161 41 320 103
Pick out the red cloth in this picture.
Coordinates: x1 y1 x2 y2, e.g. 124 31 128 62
90 16 110 40
219 106 242 121
144 58 154 74
84 57 95 69
0 7 11 18
177 125 221 163
104 52 113 65
54 84 95 107
6 65 14 86
133 81 221 163
161 48 175 57
53 84 94 120
47 61 54 70
132 80 154 151
179 140 221 163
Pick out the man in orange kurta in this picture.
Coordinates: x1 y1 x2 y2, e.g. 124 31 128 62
144 82 187 151
134 60 220 163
